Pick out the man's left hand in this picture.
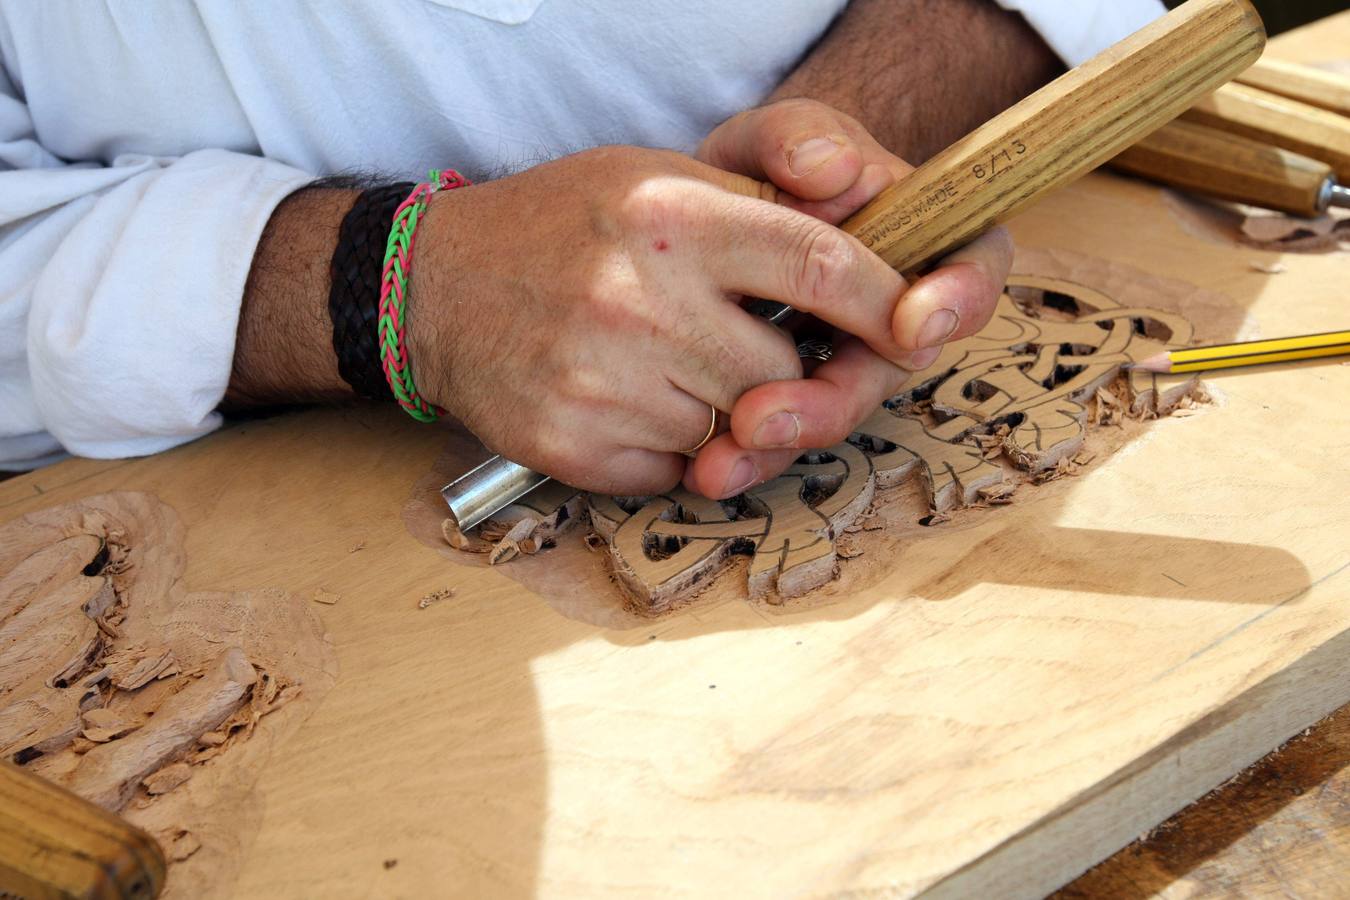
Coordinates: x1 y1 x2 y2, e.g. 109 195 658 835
684 98 1013 498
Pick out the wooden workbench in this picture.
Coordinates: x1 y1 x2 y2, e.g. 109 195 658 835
3 12 1348 900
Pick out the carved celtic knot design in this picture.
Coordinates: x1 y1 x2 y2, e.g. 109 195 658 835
576 274 1196 611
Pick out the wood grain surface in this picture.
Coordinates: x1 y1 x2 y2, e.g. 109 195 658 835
3 171 1348 900
1063 13 1350 898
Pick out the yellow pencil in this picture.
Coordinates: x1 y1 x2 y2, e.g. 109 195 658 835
1130 330 1350 373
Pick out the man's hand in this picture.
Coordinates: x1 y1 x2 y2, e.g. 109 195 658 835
233 107 1010 502
682 99 1011 499
406 144 940 497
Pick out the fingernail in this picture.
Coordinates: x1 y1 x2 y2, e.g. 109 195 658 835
917 309 960 349
722 457 760 498
904 346 942 371
752 411 800 449
788 137 842 176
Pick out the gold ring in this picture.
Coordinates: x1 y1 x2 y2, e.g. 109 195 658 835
680 403 719 456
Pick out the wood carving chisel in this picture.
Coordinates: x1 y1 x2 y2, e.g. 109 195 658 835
1236 57 1350 119
1111 119 1350 216
441 0 1266 535
1183 82 1350 182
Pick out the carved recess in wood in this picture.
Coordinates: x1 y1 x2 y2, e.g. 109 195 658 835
408 251 1246 618
0 493 338 898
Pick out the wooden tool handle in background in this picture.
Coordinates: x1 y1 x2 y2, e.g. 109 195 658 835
0 763 165 900
1112 119 1336 216
840 0 1266 271
1184 82 1350 182
1237 57 1350 118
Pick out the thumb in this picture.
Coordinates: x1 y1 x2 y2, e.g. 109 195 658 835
697 99 866 202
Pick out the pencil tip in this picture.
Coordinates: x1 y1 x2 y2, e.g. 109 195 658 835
1128 352 1172 374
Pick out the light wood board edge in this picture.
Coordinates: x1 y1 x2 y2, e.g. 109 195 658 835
926 615 1350 898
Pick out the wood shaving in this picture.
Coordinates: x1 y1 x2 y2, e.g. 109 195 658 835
348 541 366 553
418 588 454 610
1092 386 1124 427
489 516 541 566
977 481 1017 506
106 646 179 691
311 588 340 606
441 518 490 554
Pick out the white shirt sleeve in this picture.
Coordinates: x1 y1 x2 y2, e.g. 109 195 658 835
0 63 312 469
995 0 1168 67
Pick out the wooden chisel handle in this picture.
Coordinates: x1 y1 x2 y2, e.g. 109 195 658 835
841 0 1266 270
1237 57 1350 119
1112 120 1337 216
1183 82 1350 182
0 762 166 899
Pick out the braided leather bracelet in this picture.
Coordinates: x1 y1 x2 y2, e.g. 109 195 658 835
328 182 415 401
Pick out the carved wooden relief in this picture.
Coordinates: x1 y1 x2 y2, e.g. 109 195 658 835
411 252 1244 617
0 493 337 895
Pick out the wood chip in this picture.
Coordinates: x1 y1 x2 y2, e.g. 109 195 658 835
311 588 340 606
349 541 366 553
977 482 1017 506
142 762 193 795
441 518 490 553
418 588 454 610
81 707 144 743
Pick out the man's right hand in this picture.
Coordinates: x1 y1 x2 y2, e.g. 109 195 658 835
409 145 931 497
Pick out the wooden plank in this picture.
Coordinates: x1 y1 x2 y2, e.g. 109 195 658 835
1 170 1347 897
3 17 1348 898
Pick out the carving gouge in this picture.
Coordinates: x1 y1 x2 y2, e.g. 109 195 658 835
1112 119 1350 216
442 0 1266 534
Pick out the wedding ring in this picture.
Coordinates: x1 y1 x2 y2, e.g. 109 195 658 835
680 403 719 456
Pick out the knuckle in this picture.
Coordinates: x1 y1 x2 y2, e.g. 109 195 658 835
792 224 858 308
616 178 695 238
556 362 610 408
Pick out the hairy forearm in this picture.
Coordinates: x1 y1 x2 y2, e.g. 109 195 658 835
773 0 1062 163
225 187 357 408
